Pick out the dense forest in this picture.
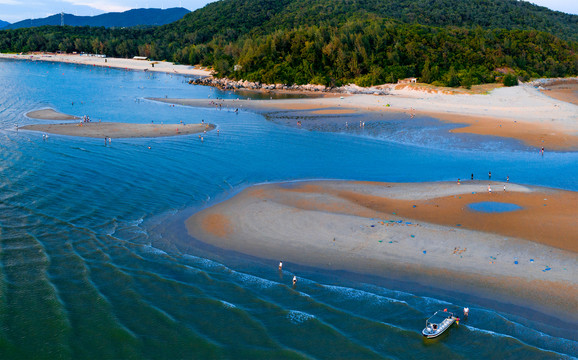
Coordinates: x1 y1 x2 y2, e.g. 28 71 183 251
1 0 577 87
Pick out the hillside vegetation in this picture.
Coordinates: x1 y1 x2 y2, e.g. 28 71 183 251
1 0 576 87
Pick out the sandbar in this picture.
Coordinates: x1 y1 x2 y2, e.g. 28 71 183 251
152 82 578 150
0 53 212 77
26 108 79 121
19 122 214 138
541 82 578 106
186 180 578 323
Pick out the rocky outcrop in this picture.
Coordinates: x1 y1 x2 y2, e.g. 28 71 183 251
188 77 390 95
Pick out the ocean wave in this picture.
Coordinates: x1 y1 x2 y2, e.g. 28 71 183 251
220 300 236 309
465 325 576 359
322 284 408 305
287 310 315 324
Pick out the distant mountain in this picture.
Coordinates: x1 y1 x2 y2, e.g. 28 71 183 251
0 19 10 29
4 8 189 29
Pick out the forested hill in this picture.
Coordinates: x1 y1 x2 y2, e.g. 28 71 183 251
0 20 9 29
0 0 576 87
173 0 578 43
4 8 190 29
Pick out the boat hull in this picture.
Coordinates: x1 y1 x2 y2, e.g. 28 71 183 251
422 315 456 338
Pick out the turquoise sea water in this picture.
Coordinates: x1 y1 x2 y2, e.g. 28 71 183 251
0 59 577 359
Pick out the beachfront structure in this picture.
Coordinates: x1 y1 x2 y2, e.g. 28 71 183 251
398 77 418 84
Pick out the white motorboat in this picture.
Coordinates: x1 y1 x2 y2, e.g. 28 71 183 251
422 310 459 338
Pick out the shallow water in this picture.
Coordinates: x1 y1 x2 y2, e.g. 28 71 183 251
0 59 577 359
468 202 523 213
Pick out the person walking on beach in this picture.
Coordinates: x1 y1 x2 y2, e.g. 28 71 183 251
488 185 492 193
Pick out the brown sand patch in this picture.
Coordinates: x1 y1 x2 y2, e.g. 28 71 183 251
309 109 357 115
266 102 329 111
332 188 578 252
200 213 233 238
272 181 578 251
423 112 578 150
542 84 578 106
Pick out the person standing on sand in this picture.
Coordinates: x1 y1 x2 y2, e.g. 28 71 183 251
488 185 492 193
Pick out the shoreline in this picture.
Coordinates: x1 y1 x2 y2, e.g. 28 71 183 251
185 180 578 324
5 52 575 149
0 53 213 77
149 82 578 151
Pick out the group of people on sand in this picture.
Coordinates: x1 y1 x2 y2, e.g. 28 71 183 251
456 171 510 192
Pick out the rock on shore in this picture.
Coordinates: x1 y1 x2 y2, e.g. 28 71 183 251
189 77 390 95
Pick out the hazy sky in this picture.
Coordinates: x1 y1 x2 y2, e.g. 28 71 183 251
0 0 576 23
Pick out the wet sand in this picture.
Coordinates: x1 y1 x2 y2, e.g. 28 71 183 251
19 122 214 138
186 181 578 323
26 108 79 121
151 82 578 150
541 83 578 106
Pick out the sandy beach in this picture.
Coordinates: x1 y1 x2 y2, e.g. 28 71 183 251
20 108 214 138
0 53 212 77
186 180 578 323
541 81 578 106
26 108 79 121
20 121 214 138
152 82 578 150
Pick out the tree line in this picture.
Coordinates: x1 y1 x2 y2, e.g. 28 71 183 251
0 0 577 88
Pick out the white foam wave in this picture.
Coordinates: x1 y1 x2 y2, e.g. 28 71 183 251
183 254 229 271
142 244 168 256
323 284 407 305
220 300 236 309
465 325 575 359
287 310 315 324
232 271 278 289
